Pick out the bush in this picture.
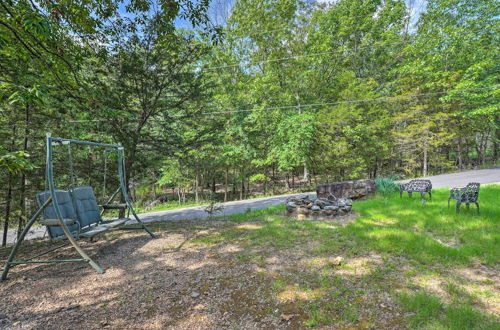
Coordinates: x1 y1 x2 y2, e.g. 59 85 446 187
374 175 400 195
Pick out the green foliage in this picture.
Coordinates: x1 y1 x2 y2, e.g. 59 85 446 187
0 150 36 174
374 176 400 195
0 0 498 245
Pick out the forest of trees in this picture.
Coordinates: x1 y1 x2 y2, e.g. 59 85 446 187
1 0 498 245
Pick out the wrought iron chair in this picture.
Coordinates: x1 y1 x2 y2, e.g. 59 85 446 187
400 179 432 204
448 182 480 214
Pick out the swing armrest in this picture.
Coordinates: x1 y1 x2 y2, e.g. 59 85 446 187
100 203 128 210
40 218 77 226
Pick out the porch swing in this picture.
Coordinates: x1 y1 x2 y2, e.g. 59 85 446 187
1 133 156 281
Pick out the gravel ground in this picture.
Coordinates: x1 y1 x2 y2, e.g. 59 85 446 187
1 215 498 329
0 219 346 329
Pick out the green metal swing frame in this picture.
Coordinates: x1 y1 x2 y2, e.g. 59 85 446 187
1 133 156 281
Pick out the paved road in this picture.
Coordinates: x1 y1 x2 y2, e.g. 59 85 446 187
399 166 500 188
2 167 499 245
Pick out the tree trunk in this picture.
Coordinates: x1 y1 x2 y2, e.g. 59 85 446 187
152 172 157 201
457 137 463 170
303 161 309 180
263 169 267 195
247 177 250 198
3 125 17 246
272 165 276 194
224 168 228 202
423 137 428 177
494 126 499 165
195 172 199 203
240 173 244 200
2 178 13 247
17 106 30 239
232 168 237 198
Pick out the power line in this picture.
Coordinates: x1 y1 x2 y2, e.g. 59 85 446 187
222 10 417 38
203 40 408 71
67 86 497 122
68 119 107 123
201 86 499 115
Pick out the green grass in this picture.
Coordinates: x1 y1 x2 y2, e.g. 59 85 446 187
135 200 205 213
188 184 500 328
197 185 500 268
399 290 499 329
349 185 500 266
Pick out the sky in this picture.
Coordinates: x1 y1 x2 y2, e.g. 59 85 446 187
118 0 427 31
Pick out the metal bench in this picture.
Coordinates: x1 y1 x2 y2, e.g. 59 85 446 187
448 182 480 214
399 179 432 204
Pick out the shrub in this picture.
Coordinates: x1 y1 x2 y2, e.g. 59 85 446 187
374 175 400 195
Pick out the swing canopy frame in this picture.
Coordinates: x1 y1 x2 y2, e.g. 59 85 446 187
1 133 156 281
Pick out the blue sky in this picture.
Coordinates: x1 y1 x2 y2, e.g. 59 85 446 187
117 0 427 30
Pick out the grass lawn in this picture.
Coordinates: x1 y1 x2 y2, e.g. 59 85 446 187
1 185 498 329
135 201 206 213
191 185 500 328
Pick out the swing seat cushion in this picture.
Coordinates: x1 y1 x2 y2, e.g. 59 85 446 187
37 190 77 220
71 186 102 228
36 190 80 239
39 218 76 226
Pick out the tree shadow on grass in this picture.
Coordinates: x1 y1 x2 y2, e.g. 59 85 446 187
343 186 500 266
0 199 498 329
399 289 499 330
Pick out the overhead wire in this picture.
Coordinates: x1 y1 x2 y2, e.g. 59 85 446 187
67 86 498 122
203 40 408 71
201 85 499 115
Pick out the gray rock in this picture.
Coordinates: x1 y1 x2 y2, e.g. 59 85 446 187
327 194 337 201
324 205 339 211
314 199 326 206
297 207 309 215
345 198 353 206
316 179 376 199
311 205 321 211
191 292 200 298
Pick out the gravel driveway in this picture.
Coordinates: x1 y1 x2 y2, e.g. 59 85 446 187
2 167 499 245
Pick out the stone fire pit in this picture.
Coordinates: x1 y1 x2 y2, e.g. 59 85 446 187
285 195 353 220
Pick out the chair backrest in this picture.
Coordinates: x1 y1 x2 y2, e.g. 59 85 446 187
463 182 480 202
70 186 102 228
36 190 79 239
403 179 432 191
